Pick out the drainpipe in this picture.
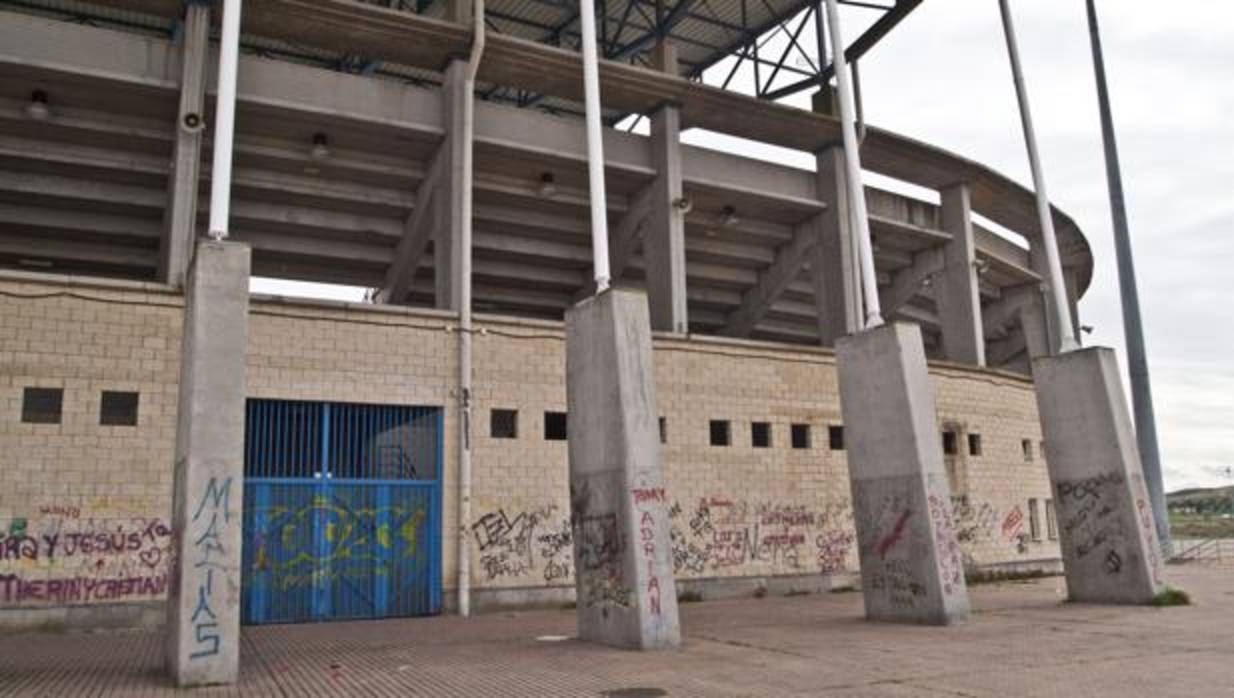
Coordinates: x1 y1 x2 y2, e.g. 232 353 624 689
580 0 611 292
823 0 881 328
998 0 1078 353
206 0 242 240
456 0 485 619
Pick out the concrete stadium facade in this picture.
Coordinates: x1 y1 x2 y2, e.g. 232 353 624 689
0 0 1089 634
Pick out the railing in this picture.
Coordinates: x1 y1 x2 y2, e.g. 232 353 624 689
1169 538 1234 565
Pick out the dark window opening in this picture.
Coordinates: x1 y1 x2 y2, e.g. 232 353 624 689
752 422 772 448
21 387 62 424
942 431 958 455
791 423 811 450
544 411 568 441
828 425 844 451
100 391 139 426
968 433 982 457
490 409 518 439
658 416 667 445
709 420 730 447
1022 439 1034 461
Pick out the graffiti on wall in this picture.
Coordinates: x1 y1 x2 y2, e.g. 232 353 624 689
471 504 573 584
1056 472 1127 566
0 513 174 606
187 476 231 661
248 496 428 591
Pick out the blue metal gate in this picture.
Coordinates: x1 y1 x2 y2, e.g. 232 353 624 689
241 399 442 625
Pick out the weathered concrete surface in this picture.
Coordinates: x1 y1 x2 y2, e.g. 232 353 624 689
836 322 969 624
1033 347 1166 603
2 566 1228 697
565 289 680 649
165 241 250 686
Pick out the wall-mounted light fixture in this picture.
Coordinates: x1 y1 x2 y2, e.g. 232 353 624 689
538 172 557 197
26 90 50 121
310 133 330 160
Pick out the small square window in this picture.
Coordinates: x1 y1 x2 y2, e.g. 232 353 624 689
752 422 772 448
100 391 139 426
490 409 518 439
1022 439 1034 461
658 417 667 445
968 433 982 457
942 431 958 455
709 420 730 447
828 425 844 451
791 424 811 450
544 411 568 441
21 387 62 424
1046 499 1058 540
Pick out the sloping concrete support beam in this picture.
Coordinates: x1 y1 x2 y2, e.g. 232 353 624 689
721 219 818 338
160 2 209 287
935 183 985 365
879 248 944 318
378 143 446 304
811 145 861 345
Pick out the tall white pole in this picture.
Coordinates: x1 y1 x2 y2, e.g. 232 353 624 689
997 0 1079 353
207 0 242 240
579 0 612 293
823 0 881 328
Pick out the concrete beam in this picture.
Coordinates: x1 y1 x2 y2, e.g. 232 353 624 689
811 146 861 345
434 60 467 311
935 183 985 365
160 2 209 287
837 323 970 624
566 289 680 648
380 143 446 304
166 240 250 686
644 103 688 333
880 248 945 318
721 219 817 338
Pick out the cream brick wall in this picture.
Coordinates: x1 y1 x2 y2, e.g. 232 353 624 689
1 273 1060 616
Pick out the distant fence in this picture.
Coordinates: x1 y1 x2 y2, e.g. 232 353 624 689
1169 538 1234 565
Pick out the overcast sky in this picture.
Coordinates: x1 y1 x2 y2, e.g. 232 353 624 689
253 1 1232 491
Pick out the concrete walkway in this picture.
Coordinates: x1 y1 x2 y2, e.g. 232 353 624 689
1 566 1229 697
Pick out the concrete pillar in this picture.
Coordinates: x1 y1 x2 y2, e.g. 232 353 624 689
166 240 251 686
1063 265 1083 345
1019 285 1052 361
936 183 985 365
836 322 970 625
1033 347 1166 603
812 144 862 345
435 60 467 311
565 289 680 649
160 2 210 287
644 42 688 333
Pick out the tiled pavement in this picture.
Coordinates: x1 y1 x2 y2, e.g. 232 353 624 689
1 566 1230 697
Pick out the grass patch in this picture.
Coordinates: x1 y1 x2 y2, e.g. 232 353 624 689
784 588 813 597
1150 587 1192 607
828 585 858 594
1168 513 1234 539
677 590 703 603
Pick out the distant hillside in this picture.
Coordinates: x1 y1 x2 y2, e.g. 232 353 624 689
1167 486 1234 505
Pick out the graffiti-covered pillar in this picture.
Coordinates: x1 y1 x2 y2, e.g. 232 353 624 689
1034 348 1165 603
837 322 970 625
166 240 251 686
565 289 680 649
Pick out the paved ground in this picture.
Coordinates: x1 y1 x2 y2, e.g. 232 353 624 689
1 565 1230 697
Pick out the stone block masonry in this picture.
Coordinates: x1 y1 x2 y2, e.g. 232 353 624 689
837 323 969 625
1033 347 1165 603
565 289 679 649
1 272 1059 631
